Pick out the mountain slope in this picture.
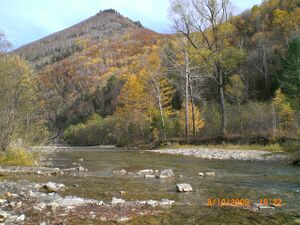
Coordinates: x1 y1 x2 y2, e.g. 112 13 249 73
14 9 167 129
14 9 146 68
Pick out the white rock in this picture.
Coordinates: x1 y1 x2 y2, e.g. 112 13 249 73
113 169 127 175
198 172 204 176
16 214 25 221
0 199 6 205
176 183 193 192
111 197 125 205
146 200 157 206
137 169 153 176
144 174 155 179
159 169 175 179
116 217 130 223
44 182 65 192
78 158 83 162
159 199 175 206
77 166 85 172
205 172 216 176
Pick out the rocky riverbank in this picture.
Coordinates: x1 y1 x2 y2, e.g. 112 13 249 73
0 181 174 224
148 148 288 161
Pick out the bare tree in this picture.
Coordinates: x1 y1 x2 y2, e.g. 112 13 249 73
170 0 245 136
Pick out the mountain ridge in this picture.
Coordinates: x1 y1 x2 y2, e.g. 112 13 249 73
14 9 154 68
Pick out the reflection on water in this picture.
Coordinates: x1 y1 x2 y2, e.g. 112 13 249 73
14 149 300 224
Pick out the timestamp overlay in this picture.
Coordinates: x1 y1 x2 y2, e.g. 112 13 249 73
207 197 284 207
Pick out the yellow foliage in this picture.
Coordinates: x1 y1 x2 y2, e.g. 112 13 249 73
179 102 205 134
273 89 295 130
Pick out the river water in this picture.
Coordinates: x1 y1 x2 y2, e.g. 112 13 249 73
23 148 300 224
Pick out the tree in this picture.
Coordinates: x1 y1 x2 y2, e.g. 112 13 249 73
0 54 47 150
179 101 205 135
170 0 246 136
225 74 246 131
144 47 174 141
272 89 295 137
0 31 11 53
114 74 149 144
278 38 300 109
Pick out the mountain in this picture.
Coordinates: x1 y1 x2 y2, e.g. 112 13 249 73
14 9 166 129
14 9 148 68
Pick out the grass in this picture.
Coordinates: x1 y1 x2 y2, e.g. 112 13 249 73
0 147 38 166
161 143 284 152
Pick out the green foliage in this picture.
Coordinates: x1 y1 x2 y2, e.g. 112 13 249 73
277 38 300 109
64 113 110 146
0 147 38 166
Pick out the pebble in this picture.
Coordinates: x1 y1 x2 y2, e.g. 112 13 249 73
149 148 286 161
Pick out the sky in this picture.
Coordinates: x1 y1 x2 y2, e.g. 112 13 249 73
0 0 262 49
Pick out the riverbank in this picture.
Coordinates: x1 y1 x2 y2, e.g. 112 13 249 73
148 148 289 161
0 180 174 224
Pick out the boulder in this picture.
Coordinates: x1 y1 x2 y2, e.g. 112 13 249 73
43 182 65 192
176 183 193 192
159 169 175 179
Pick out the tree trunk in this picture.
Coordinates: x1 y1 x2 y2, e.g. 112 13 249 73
158 94 167 141
189 81 196 136
185 51 190 139
219 74 226 137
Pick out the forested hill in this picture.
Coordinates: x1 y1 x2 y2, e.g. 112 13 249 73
14 9 148 68
10 0 300 147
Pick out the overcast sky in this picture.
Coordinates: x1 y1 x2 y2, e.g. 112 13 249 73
0 0 262 49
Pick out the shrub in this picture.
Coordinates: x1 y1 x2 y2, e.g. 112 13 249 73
63 113 110 146
0 147 37 166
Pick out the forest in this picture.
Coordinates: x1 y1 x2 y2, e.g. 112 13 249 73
1 0 300 150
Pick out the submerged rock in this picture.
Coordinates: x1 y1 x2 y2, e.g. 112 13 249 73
205 172 215 176
111 197 125 205
137 169 153 176
113 169 127 175
176 183 193 192
159 169 175 179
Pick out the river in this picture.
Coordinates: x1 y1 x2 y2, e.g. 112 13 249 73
12 148 300 224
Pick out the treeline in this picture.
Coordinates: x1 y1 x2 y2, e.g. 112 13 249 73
63 0 300 147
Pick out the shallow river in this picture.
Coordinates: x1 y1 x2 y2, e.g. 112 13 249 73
21 149 300 224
